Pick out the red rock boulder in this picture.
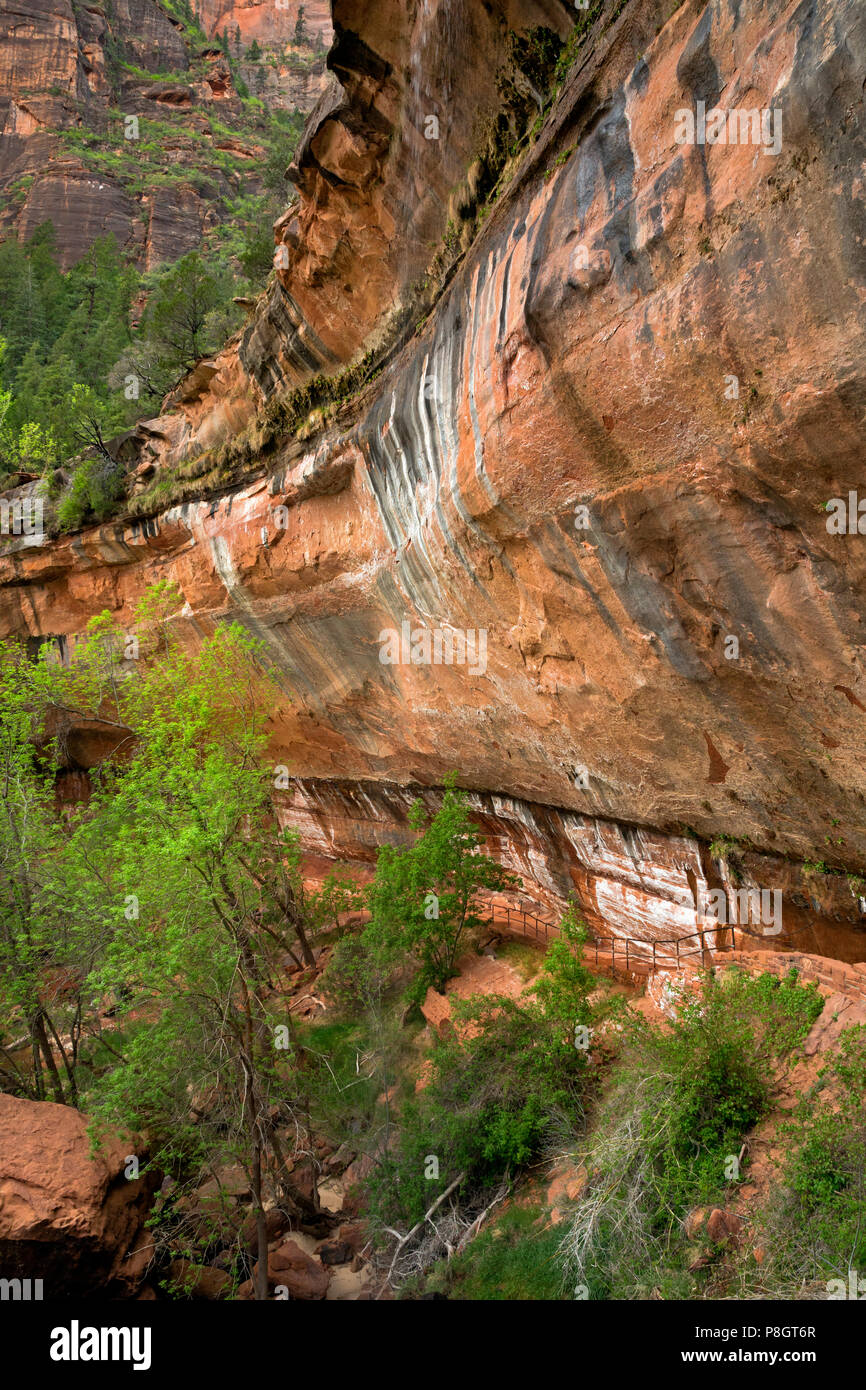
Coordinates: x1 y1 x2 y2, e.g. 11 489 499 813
0 1094 159 1295
255 1239 330 1299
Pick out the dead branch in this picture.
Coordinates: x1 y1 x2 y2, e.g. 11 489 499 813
452 1180 509 1258
381 1169 467 1291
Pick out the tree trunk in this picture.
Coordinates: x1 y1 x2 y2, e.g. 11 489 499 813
44 1010 78 1106
294 916 316 968
251 1135 269 1302
31 1011 64 1104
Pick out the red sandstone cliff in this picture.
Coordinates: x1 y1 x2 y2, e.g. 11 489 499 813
2 0 866 963
0 0 330 267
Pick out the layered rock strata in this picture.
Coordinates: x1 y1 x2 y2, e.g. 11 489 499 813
1 0 865 958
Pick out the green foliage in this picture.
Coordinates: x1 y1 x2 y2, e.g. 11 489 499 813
362 777 520 1002
418 1203 567 1300
754 1025 866 1289
260 112 305 193
0 640 118 1103
322 777 520 1011
0 585 352 1294
301 1015 385 1151
0 231 138 487
366 907 606 1227
55 448 126 530
0 588 316 1134
135 251 238 386
560 967 823 1299
803 858 829 876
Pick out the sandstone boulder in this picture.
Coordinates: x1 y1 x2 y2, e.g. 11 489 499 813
166 1258 231 1299
0 1093 158 1296
256 1239 330 1299
241 1206 291 1255
684 1207 743 1247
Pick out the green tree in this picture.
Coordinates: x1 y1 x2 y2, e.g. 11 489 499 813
36 593 327 1295
0 587 338 1294
126 251 236 398
52 236 137 391
328 778 518 1006
0 643 117 1103
0 224 68 373
0 340 58 480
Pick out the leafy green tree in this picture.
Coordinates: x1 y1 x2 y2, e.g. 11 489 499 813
293 5 308 46
52 237 137 391
124 251 237 399
261 108 305 194
0 224 68 372
0 643 117 1103
238 223 276 283
360 778 518 1002
34 591 326 1294
0 585 343 1295
0 341 58 479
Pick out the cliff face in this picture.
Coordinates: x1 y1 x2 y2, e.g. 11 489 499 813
0 0 331 268
232 0 577 405
2 0 866 959
200 0 332 43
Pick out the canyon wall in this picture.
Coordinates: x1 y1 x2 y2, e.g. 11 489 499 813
0 0 328 267
2 0 866 960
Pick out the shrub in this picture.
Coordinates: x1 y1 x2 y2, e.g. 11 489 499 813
560 967 823 1299
752 1025 866 1293
366 908 608 1228
56 455 127 529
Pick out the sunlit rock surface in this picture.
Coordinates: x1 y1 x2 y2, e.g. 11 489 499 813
1 0 865 958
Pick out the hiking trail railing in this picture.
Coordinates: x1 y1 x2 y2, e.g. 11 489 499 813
481 902 736 977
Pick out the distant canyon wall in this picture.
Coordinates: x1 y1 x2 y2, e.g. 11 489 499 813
0 0 328 267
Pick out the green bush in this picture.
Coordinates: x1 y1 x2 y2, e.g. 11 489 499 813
57 455 126 530
560 967 823 1299
754 1024 866 1291
321 778 519 1007
365 908 608 1227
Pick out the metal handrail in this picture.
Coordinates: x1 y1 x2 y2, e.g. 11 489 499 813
481 902 736 973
